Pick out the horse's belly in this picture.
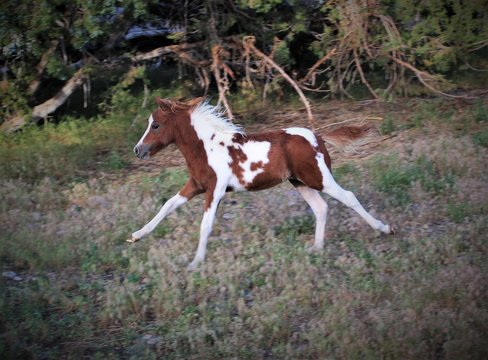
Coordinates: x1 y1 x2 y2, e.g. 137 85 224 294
228 169 287 192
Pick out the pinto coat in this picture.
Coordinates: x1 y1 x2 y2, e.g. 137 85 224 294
130 98 393 270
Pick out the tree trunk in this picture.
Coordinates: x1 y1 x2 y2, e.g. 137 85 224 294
1 68 86 133
27 40 59 95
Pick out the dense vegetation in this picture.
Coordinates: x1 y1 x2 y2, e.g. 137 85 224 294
1 0 487 130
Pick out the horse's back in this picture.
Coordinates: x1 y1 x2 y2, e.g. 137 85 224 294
241 128 331 191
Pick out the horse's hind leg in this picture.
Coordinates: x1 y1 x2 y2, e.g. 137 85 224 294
293 183 328 251
320 169 392 234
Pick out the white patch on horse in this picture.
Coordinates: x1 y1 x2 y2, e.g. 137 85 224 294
190 102 270 190
232 141 271 187
190 105 236 183
285 127 318 147
136 114 154 146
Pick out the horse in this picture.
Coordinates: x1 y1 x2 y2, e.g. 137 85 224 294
130 97 394 270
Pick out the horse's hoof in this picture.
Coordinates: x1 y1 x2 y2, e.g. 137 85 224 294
187 260 202 271
306 245 323 254
126 235 140 243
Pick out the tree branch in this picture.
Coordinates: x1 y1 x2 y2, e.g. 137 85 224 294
353 48 381 100
244 36 317 129
300 47 337 85
1 68 86 133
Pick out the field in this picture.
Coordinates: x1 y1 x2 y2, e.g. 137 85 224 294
1 95 488 359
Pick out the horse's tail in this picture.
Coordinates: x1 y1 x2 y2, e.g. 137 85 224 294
320 124 378 153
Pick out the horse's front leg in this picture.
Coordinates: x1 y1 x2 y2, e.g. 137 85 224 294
187 184 226 271
129 180 202 242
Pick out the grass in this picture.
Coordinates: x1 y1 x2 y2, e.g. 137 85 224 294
0 116 142 183
1 97 488 359
380 114 396 135
472 127 488 148
368 144 460 207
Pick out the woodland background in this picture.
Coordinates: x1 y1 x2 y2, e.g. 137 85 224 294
1 1 488 359
1 0 487 130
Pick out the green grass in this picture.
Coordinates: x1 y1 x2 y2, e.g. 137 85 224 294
1 97 487 359
369 154 454 206
0 85 185 183
473 99 488 123
333 162 360 182
472 127 488 148
380 114 396 135
0 115 142 183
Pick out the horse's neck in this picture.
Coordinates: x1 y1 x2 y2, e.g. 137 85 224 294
173 119 217 179
174 125 205 159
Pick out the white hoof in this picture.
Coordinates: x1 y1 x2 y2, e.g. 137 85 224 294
128 230 145 243
306 244 323 253
381 224 395 235
187 260 202 271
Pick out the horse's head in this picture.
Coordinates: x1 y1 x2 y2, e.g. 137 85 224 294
134 97 202 159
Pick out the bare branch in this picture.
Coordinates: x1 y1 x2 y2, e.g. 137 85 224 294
244 36 317 129
300 47 337 85
388 55 473 98
353 48 381 100
132 42 206 62
27 40 59 95
211 45 234 120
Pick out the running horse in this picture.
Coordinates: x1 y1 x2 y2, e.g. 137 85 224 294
130 97 394 270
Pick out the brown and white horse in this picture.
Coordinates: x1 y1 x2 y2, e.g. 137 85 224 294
130 97 393 270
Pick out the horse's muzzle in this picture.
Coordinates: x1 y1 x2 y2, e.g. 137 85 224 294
134 144 150 160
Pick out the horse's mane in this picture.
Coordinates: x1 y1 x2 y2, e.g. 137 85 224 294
191 101 245 135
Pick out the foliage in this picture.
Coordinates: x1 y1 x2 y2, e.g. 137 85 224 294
1 0 487 127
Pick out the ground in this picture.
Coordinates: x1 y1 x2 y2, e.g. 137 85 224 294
1 94 487 359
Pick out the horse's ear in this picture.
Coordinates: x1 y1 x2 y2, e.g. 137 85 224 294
186 97 204 108
156 97 174 109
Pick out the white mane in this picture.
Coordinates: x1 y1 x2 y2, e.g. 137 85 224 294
190 101 245 135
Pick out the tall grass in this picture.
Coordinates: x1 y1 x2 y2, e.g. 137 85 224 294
0 117 138 182
0 85 188 183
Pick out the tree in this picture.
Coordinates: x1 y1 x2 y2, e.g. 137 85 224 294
1 0 487 132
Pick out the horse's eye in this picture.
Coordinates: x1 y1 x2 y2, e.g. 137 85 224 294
151 123 160 130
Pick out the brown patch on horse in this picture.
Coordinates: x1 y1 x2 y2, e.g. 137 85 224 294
179 179 206 200
228 145 248 186
284 132 331 191
152 101 218 207
250 161 264 171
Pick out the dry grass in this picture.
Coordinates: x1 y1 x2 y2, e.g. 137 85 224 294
1 97 488 359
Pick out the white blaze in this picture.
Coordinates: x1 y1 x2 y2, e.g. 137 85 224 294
136 115 154 146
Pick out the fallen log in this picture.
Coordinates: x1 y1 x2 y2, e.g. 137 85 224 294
1 68 86 133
